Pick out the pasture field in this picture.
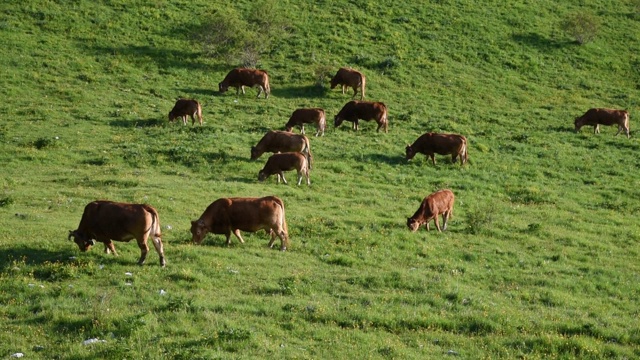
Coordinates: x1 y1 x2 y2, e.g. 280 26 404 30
1 0 640 358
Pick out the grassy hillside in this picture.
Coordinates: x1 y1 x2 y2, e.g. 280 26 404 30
1 0 639 358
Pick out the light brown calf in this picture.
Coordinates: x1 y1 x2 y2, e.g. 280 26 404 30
219 68 270 99
330 67 366 100
169 99 203 126
284 108 326 137
405 132 468 165
407 189 455 232
258 152 310 186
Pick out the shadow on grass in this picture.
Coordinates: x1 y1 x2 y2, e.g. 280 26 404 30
0 246 78 271
361 153 406 165
109 118 164 128
550 125 575 133
176 87 218 97
270 85 328 99
511 32 572 50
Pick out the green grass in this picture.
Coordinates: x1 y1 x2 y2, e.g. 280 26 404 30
1 0 640 358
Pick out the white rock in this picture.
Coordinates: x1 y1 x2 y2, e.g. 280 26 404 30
83 338 106 345
10 353 24 358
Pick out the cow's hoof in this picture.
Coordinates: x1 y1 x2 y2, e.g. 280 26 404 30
280 247 287 252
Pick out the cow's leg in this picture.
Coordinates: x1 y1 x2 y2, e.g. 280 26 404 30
182 116 187 125
136 238 149 265
105 241 118 256
189 115 196 126
429 154 436 166
442 211 450 231
256 86 264 98
280 172 288 185
267 229 277 248
352 86 358 98
434 215 442 232
241 86 246 95
296 170 303 186
341 84 346 95
151 235 166 267
305 168 311 186
233 229 245 244
300 125 305 134
594 125 599 134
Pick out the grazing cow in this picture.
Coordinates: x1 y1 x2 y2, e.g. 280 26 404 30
574 108 630 138
405 132 468 166
168 99 203 126
218 68 270 99
190 196 289 250
284 108 326 137
330 67 366 100
334 100 388 133
68 201 166 267
407 189 455 232
258 152 310 186
251 130 313 169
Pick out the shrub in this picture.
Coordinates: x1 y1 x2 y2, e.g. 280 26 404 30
196 0 288 67
314 65 334 87
562 12 599 45
465 204 495 234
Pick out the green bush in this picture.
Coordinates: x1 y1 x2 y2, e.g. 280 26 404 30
562 12 599 45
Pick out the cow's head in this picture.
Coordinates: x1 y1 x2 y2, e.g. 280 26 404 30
168 111 177 122
68 230 95 252
574 117 584 132
250 146 260 160
258 170 269 182
405 145 416 160
190 219 208 244
218 82 228 93
334 115 344 128
329 76 339 89
406 218 421 232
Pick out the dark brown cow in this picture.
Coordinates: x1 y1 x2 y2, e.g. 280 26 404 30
218 68 270 99
405 132 468 165
407 189 455 232
190 196 289 250
251 130 313 169
284 108 326 137
330 67 366 100
258 152 310 186
574 108 630 138
68 201 166 266
168 99 203 126
334 100 388 133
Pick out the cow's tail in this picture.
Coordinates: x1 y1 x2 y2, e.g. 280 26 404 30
360 75 366 100
303 136 313 170
460 137 469 165
318 110 326 136
196 101 203 126
274 197 289 249
143 205 162 239
263 72 271 98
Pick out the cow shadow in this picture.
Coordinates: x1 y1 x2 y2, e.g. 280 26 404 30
0 246 77 272
511 32 572 50
175 88 218 98
270 85 328 99
109 118 164 128
550 125 575 133
361 153 406 166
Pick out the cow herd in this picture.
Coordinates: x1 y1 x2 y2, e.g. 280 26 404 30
69 66 631 266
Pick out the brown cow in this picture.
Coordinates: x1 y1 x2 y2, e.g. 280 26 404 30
405 132 468 166
574 108 630 138
219 68 270 99
251 130 313 169
330 67 366 100
168 99 203 126
68 200 166 266
190 196 289 250
284 108 326 137
407 189 455 232
258 152 310 186
334 100 388 133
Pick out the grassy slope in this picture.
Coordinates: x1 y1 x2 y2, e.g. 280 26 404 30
1 0 639 358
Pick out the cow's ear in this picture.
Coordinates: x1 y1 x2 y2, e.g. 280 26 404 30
197 219 205 227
